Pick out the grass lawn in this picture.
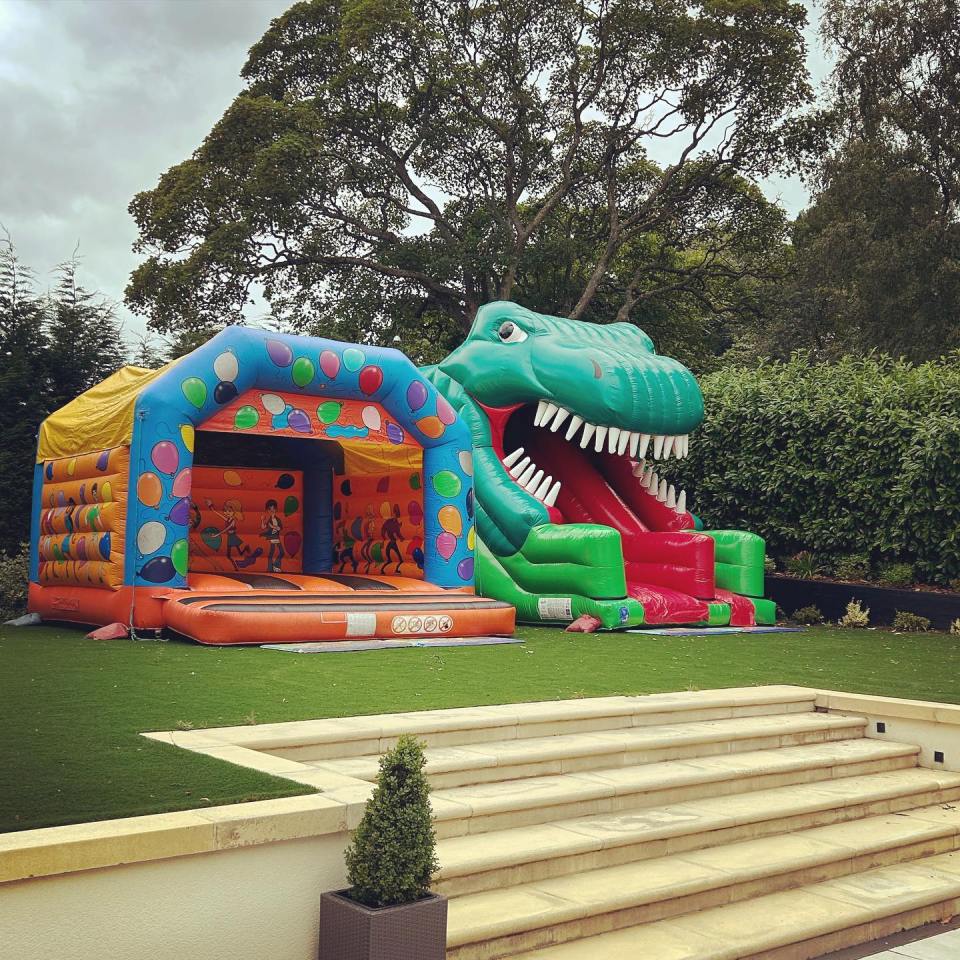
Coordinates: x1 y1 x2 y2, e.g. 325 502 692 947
1 622 957 834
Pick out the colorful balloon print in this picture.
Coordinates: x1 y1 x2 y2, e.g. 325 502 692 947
466 486 474 519
386 423 405 444
213 350 239 382
287 408 311 433
234 405 259 429
319 350 340 379
409 472 421 490
342 347 365 372
409 500 423 526
457 557 474 581
283 531 301 558
416 416 444 439
283 495 299 516
261 393 285 415
137 472 162 508
214 381 238 404
171 538 189 577
438 505 462 536
96 450 110 471
67 458 76 477
137 521 166 555
276 473 295 489
180 423 195 453
318 401 341 424
266 339 293 367
201 526 222 551
168 497 192 526
101 481 112 502
459 451 473 476
151 440 179 475
358 365 383 395
432 470 462 498
437 395 456 425
223 470 243 486
361 405 381 430
182 377 207 408
406 380 428 412
172 468 192 497
467 525 475 550
140 556 176 583
292 357 315 387
436 531 457 560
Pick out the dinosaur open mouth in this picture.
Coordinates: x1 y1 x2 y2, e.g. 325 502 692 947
486 399 692 528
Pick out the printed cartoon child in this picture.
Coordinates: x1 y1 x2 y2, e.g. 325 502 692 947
261 499 284 573
334 520 357 572
360 503 378 572
205 498 260 569
381 503 403 574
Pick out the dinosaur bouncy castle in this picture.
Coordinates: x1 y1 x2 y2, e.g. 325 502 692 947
28 327 513 643
424 302 776 629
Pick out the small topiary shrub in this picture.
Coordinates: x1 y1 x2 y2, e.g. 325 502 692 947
791 605 824 625
951 618 960 636
345 735 438 908
877 562 915 588
839 599 870 628
892 611 931 632
950 579 960 593
785 551 819 578
0 543 29 621
764 556 777 574
833 554 870 582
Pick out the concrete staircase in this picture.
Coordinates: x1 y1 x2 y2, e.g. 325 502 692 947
305 687 960 959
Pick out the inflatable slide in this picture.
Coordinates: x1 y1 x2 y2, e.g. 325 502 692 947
424 302 776 629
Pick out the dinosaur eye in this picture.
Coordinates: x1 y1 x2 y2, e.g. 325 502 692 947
497 321 527 343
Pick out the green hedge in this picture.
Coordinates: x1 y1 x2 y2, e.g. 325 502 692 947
672 354 960 585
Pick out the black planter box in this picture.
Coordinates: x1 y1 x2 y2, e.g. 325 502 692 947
767 574 960 629
318 890 447 960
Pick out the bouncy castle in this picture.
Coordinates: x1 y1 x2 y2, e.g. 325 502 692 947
28 326 514 643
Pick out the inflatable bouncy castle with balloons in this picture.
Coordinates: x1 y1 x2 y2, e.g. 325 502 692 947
28 326 514 644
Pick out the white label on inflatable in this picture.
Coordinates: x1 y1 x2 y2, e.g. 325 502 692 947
345 612 377 637
538 597 573 621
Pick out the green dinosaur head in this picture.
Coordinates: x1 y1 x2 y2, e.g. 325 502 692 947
439 301 703 438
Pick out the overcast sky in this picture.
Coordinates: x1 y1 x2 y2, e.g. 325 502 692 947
0 0 830 345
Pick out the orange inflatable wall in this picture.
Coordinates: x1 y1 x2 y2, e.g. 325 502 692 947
36 446 129 590
333 467 425 579
189 466 304 575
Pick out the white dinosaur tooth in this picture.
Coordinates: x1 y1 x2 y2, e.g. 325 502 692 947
657 478 668 501
539 402 558 427
579 422 595 449
666 484 676 508
525 469 544 492
646 470 658 491
594 425 608 452
503 447 525 468
544 480 561 507
676 490 687 513
662 435 675 459
628 431 640 458
616 429 630 456
631 459 645 477
607 426 620 453
653 435 665 459
509 456 530 478
534 400 548 426
638 434 651 459
550 407 569 432
534 474 553 499
518 463 537 486
682 435 690 457
564 415 583 441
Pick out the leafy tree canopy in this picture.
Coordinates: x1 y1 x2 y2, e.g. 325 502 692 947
127 0 818 359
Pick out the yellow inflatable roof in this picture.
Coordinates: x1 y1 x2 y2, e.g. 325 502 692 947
36 361 179 461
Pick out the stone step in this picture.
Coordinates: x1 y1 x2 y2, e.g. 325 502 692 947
254 685 816 762
445 803 960 959
429 738 920 839
505 847 960 960
435 767 960 897
309 712 866 789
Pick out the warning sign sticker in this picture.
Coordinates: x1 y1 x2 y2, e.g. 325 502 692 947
537 597 573 621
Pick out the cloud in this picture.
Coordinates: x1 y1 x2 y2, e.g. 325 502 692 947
0 0 290 341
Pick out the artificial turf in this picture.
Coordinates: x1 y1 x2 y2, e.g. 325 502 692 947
1 622 958 834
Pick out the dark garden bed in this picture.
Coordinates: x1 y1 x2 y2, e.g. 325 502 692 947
767 575 960 629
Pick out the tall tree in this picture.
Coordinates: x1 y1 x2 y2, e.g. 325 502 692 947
127 0 817 351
